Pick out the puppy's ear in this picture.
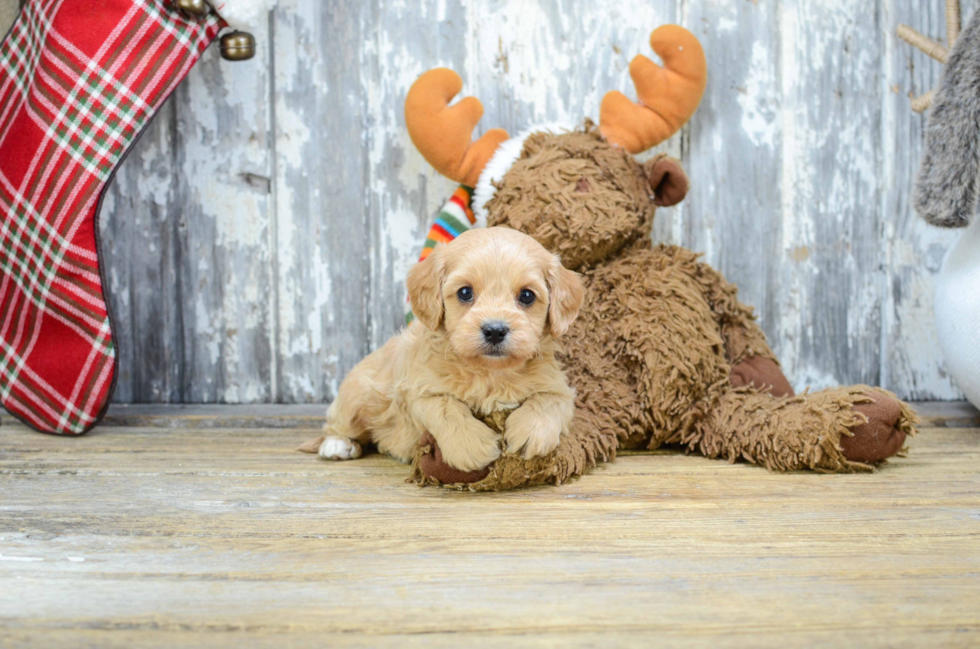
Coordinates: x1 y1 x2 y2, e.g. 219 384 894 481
546 255 584 337
407 245 445 330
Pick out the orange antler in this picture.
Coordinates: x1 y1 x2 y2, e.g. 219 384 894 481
600 25 707 153
404 69 510 187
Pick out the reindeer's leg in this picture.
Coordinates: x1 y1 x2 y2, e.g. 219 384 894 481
665 245 794 397
687 387 919 472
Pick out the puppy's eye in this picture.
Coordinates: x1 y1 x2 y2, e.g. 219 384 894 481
518 288 536 306
457 286 474 303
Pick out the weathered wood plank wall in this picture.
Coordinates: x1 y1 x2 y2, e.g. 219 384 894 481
90 0 967 403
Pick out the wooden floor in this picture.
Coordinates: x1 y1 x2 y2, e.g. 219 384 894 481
1 403 979 648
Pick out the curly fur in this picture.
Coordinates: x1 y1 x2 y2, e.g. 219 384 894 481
410 407 618 491
487 121 655 270
412 124 919 489
318 228 583 473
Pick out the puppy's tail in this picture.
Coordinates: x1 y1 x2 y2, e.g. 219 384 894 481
914 9 980 228
297 436 325 453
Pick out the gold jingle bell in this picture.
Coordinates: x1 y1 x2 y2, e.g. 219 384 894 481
220 31 256 61
175 0 211 18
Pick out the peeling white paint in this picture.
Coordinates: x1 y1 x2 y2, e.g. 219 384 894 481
738 41 777 149
718 17 737 32
195 294 221 366
793 367 842 394
135 140 172 207
776 1 807 379
201 177 268 249
99 0 963 403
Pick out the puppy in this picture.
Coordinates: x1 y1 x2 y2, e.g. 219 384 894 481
317 227 584 471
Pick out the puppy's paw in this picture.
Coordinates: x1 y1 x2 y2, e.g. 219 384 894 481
434 420 501 472
384 451 413 465
504 407 562 459
318 436 363 461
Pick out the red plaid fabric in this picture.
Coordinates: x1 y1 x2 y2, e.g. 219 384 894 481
0 0 223 434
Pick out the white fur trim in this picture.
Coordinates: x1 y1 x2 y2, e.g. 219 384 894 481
210 0 278 31
472 122 576 227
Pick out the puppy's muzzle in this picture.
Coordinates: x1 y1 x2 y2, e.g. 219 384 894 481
481 320 510 354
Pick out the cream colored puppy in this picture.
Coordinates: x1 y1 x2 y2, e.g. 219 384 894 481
317 227 584 471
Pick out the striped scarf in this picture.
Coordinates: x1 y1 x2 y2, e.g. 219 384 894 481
406 185 479 323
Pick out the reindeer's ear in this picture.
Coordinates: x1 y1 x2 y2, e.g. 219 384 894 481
644 154 689 207
546 256 585 337
407 246 446 330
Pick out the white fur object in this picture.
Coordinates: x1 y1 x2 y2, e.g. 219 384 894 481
210 0 277 31
472 122 575 226
934 217 980 408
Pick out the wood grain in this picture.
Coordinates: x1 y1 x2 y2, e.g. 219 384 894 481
0 0 970 402
6 400 979 429
1 405 978 646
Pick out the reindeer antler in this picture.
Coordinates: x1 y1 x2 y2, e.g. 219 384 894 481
404 69 510 188
600 25 707 153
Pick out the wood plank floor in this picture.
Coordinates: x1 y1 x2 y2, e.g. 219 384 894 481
1 403 979 647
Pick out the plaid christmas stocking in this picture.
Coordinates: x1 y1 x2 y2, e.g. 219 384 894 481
0 0 224 434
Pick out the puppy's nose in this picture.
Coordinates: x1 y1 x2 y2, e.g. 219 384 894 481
481 322 509 345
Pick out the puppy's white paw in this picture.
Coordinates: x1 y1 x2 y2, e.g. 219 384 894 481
318 436 363 461
504 407 562 459
435 420 501 472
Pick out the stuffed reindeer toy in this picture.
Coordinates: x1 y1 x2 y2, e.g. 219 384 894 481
300 25 919 490
391 25 920 490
